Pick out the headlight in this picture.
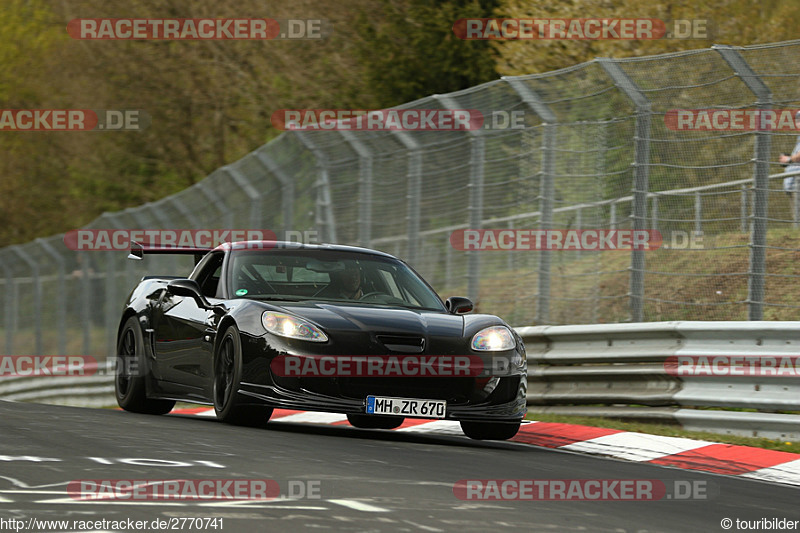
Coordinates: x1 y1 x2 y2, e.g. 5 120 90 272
262 312 328 342
471 326 515 351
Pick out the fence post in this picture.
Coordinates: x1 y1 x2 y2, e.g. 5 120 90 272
794 176 800 229
339 131 373 248
223 166 262 230
598 59 652 323
103 212 129 358
10 246 42 355
167 195 202 228
36 238 67 356
695 191 703 234
740 185 748 232
714 45 771 321
505 77 557 324
437 95 485 304
196 182 234 228
144 202 178 273
254 150 295 238
651 196 659 232
0 253 14 354
391 131 422 267
610 201 617 228
293 132 337 243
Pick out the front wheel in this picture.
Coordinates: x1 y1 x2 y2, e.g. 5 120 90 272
115 316 175 415
460 420 521 440
213 325 273 427
347 414 404 430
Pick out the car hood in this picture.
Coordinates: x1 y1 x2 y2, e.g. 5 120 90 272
277 302 465 337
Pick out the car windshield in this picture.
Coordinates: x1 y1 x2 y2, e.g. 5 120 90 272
228 249 445 311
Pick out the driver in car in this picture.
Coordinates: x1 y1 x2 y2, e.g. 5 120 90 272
322 260 363 300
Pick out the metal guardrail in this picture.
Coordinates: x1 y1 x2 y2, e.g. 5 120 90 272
2 322 800 440
518 321 800 441
0 361 115 408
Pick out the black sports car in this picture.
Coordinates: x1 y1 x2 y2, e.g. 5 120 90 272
116 241 527 440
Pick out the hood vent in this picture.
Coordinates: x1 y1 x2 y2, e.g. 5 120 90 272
376 334 425 353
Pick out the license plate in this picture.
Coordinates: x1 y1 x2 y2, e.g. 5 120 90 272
366 396 446 419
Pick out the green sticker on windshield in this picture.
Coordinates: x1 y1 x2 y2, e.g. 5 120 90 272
236 288 248 296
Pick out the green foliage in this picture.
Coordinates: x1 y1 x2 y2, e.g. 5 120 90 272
351 0 501 108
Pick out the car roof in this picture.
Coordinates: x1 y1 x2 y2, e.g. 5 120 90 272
213 240 398 260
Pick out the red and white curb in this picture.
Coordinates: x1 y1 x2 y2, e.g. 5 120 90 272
172 407 800 487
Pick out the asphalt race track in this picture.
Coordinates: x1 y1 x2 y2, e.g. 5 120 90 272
0 401 798 532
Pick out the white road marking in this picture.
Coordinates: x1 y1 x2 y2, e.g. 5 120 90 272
395 420 464 435
329 499 390 512
34 497 328 510
273 412 349 424
560 432 715 462
402 520 444 532
741 458 800 486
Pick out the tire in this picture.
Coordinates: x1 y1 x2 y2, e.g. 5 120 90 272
213 325 273 427
460 420 521 441
347 413 404 430
115 316 175 415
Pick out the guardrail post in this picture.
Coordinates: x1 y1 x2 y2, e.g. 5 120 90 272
10 246 42 355
254 151 295 239
294 132 337 243
0 253 15 354
340 131 373 248
35 238 67 356
504 77 557 324
714 45 771 321
598 59 652 323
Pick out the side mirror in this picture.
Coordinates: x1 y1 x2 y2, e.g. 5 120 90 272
445 296 474 315
167 279 212 309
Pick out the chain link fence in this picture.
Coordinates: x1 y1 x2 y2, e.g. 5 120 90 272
3 40 800 357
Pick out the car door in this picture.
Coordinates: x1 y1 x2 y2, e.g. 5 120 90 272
153 252 225 397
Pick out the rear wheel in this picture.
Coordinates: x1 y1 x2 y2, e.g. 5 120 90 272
115 316 175 415
460 420 521 440
213 325 273 427
347 414 404 430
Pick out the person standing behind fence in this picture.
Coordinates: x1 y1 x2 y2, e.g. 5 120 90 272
779 111 800 196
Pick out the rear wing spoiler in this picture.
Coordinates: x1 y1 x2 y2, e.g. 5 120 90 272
127 241 210 265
